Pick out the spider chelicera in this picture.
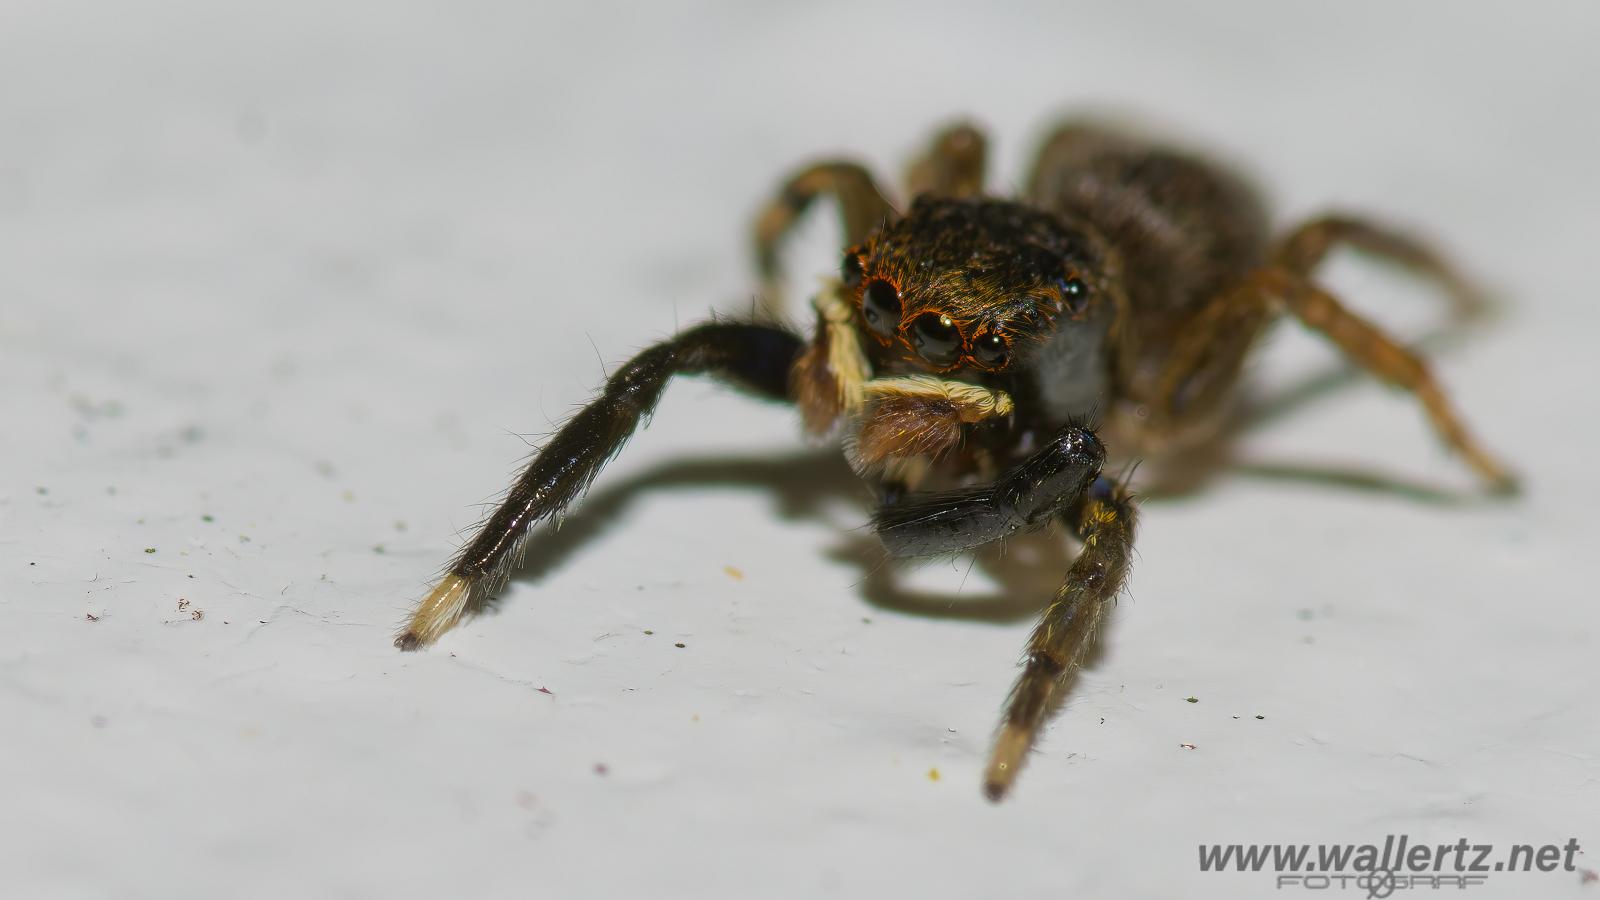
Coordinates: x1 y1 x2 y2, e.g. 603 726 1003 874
396 119 1515 801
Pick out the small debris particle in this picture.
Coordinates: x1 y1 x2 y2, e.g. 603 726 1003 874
861 617 872 624
191 609 204 621
1297 608 1314 621
341 490 356 502
642 629 654 635
393 520 408 532
29 562 36 566
1099 717 1106 725
202 514 214 522
178 598 189 610
1580 868 1597 884
372 544 386 554
593 763 609 776
1179 743 1197 750
143 547 157 554
927 767 941 782
1255 714 1265 720
90 715 108 728
239 535 251 543
536 686 553 695
674 642 686 649
85 613 100 622
1184 696 1199 704
722 565 744 581
691 713 700 723
36 486 47 495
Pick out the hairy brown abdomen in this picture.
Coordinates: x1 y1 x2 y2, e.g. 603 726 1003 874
1026 125 1270 357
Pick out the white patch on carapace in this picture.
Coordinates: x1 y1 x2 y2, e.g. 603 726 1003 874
1028 315 1109 424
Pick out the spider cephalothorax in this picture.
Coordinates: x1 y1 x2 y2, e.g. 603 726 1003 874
843 195 1117 379
396 119 1515 802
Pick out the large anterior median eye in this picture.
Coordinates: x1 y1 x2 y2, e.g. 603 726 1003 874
861 279 901 338
911 312 962 367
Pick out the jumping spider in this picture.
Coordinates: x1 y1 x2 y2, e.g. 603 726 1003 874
396 120 1515 801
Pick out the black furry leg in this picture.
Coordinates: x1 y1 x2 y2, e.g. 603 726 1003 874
871 425 1105 558
397 321 803 649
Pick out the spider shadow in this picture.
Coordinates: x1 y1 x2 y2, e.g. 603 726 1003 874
494 447 1075 626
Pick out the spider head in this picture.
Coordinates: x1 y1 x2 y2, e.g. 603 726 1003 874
841 195 1117 377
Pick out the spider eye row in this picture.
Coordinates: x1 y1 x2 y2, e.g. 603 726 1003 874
854 275 1012 370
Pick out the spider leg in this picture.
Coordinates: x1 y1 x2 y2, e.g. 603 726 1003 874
752 161 895 314
871 424 1104 558
984 475 1136 801
1273 214 1487 320
904 121 988 199
1151 267 1516 491
397 322 804 650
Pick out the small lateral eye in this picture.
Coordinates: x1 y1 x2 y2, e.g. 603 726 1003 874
840 251 864 289
861 279 901 338
911 312 962 367
1059 275 1089 315
972 332 1009 369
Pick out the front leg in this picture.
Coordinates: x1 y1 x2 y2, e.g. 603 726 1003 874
397 322 803 650
752 162 896 315
985 475 1137 801
871 425 1104 557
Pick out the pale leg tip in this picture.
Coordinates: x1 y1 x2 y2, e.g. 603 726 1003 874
982 723 1031 802
396 573 475 651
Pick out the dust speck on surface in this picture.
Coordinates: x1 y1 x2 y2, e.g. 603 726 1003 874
190 609 204 621
593 762 609 776
1184 696 1199 703
722 565 744 581
642 629 654 635
85 613 100 622
143 547 156 554
674 642 686 649
926 767 941 782
536 686 553 695
1179 743 1197 750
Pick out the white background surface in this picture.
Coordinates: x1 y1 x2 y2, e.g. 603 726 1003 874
3 2 1597 898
